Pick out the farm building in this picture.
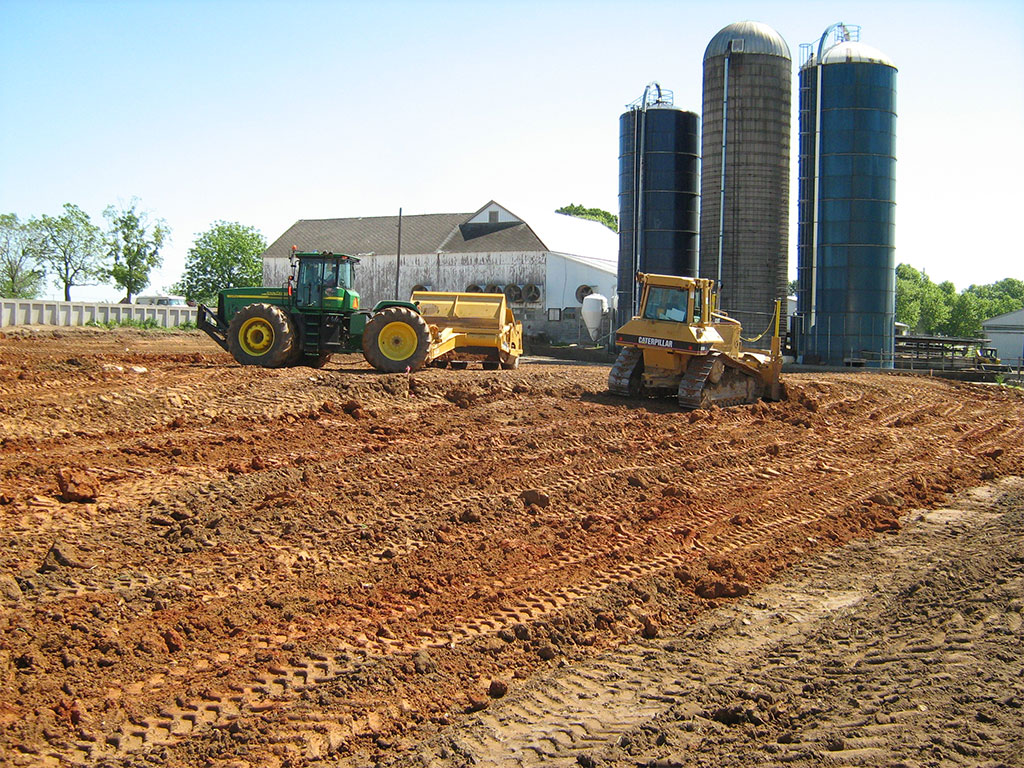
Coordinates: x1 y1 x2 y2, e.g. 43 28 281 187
982 307 1024 366
262 201 618 345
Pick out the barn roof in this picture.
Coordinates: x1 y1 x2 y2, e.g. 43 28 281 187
263 213 469 260
263 202 550 260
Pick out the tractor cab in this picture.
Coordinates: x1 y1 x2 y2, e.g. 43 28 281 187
289 250 360 311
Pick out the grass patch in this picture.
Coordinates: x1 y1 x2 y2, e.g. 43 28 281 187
84 318 198 331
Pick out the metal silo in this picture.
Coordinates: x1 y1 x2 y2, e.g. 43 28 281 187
795 24 897 366
699 21 791 345
617 83 700 329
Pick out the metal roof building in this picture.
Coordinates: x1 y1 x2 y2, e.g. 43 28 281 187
262 201 618 344
982 307 1024 366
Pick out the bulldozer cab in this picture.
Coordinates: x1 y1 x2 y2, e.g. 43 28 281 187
638 275 713 327
291 253 357 309
641 282 707 325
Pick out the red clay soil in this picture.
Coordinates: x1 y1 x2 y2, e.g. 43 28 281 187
0 327 1021 767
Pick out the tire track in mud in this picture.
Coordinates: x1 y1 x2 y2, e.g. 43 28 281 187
56 413 1023 764
397 477 1024 768
3 342 1023 766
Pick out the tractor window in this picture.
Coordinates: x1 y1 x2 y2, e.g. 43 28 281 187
643 286 689 323
323 262 340 297
298 260 324 287
296 260 325 306
337 260 353 290
692 288 703 321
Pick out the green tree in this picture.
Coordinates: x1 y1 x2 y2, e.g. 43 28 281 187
967 278 1024 319
32 203 104 301
555 204 618 233
896 263 1024 338
0 214 45 298
941 292 986 337
895 263 924 331
918 280 952 334
104 200 168 303
942 278 1024 337
174 221 266 304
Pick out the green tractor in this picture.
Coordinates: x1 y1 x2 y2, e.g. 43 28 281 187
198 250 432 372
197 249 523 372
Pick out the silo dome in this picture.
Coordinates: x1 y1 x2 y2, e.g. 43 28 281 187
818 40 896 68
704 21 791 60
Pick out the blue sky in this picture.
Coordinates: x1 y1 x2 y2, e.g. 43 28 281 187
1 0 1022 301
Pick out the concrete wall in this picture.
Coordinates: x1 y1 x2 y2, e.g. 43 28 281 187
0 299 197 328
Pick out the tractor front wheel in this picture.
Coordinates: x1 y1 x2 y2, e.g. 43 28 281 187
362 307 431 372
227 303 296 368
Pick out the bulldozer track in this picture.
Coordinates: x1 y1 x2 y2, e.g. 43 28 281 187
607 347 642 396
676 352 715 409
1 332 1022 766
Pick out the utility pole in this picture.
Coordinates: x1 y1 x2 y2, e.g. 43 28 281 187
394 207 403 300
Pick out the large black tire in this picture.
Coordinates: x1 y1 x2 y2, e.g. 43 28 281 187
362 307 431 373
227 303 296 368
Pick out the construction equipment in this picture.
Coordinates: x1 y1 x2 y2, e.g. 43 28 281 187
975 347 1010 373
197 250 523 372
609 272 782 409
413 290 522 370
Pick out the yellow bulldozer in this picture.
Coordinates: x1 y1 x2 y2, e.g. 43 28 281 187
609 273 783 409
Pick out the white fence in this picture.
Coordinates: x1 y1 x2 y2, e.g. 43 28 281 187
1 299 197 329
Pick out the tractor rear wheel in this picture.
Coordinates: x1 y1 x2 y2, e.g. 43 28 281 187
362 307 431 372
227 303 296 368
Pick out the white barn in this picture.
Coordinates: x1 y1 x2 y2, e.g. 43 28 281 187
262 201 618 344
981 307 1024 366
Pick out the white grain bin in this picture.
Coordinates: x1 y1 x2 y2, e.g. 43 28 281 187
581 293 608 342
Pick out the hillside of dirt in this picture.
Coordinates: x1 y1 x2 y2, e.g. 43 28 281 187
0 328 1022 767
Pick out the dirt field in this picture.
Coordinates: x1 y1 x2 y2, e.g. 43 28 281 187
0 328 1021 768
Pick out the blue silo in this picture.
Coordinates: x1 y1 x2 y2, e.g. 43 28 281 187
617 83 700 329
795 24 897 366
